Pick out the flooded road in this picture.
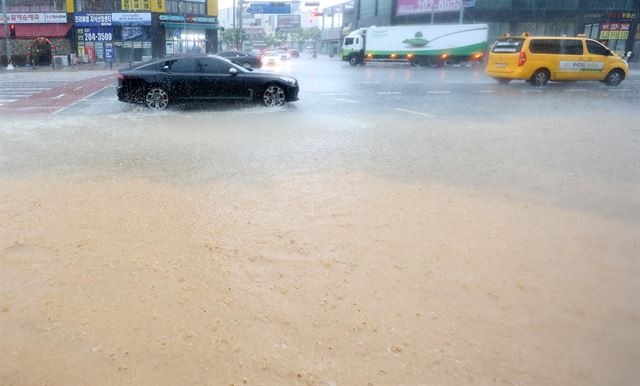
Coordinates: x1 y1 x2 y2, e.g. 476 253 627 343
1 59 640 385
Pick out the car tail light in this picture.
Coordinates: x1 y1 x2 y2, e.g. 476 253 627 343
407 53 414 59
518 51 526 66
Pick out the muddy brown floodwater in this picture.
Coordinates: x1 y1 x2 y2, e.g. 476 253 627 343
1 169 638 385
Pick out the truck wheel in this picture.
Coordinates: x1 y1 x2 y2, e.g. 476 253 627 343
348 55 359 66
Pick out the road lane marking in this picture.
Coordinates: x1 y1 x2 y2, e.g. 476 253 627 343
376 91 402 95
0 87 50 91
0 99 18 103
0 94 29 97
52 93 66 99
395 108 434 117
565 89 587 92
427 90 451 94
609 88 629 91
52 86 115 115
474 90 495 93
73 86 84 91
521 89 543 93
334 97 359 103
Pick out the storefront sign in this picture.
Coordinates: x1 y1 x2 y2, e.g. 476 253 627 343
619 23 630 40
121 0 151 11
112 12 152 25
74 13 112 27
159 15 218 23
151 0 166 12
396 0 467 17
82 27 114 42
122 26 143 40
0 13 67 24
608 23 621 40
600 23 610 39
105 44 114 60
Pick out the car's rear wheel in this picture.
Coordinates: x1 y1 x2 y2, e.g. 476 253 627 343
145 87 169 111
604 69 624 86
530 69 550 86
262 84 286 107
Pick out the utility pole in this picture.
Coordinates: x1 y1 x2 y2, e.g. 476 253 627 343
2 0 11 68
238 0 243 50
459 0 464 24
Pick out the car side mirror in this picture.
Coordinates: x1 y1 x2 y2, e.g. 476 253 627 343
229 67 238 76
626 51 632 58
607 49 613 56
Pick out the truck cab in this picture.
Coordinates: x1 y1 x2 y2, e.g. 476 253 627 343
342 29 365 65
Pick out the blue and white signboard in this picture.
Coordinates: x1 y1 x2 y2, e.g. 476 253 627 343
247 3 291 14
105 44 114 60
111 12 152 26
82 27 114 42
74 13 112 26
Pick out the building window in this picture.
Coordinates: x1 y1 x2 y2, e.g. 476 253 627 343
165 0 206 15
359 0 375 18
7 0 66 12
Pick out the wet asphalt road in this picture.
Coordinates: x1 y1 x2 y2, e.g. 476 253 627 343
2 57 639 221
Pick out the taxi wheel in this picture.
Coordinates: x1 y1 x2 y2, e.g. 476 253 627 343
530 69 550 86
604 69 625 86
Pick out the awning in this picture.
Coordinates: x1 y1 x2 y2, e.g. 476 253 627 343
15 23 72 38
161 22 224 31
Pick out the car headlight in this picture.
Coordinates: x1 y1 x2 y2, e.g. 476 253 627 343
280 76 297 85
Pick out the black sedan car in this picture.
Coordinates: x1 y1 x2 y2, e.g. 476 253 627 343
217 51 261 68
117 55 299 110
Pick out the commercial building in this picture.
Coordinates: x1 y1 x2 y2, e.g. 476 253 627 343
353 0 639 60
1 0 221 65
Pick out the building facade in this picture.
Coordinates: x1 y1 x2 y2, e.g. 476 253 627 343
353 0 639 60
2 0 221 65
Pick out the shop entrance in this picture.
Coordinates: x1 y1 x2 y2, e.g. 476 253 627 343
165 28 207 55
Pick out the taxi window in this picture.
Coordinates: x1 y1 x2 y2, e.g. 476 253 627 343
561 40 583 55
491 38 524 53
529 39 560 54
586 40 609 55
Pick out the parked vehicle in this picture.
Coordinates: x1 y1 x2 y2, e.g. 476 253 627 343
217 51 262 68
289 50 300 58
279 50 290 60
486 33 629 86
342 24 488 66
117 55 299 110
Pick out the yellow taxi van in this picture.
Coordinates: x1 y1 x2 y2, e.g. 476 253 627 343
486 33 629 86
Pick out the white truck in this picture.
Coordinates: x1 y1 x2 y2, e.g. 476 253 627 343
342 24 488 66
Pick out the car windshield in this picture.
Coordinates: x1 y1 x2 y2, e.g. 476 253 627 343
2 2 638 385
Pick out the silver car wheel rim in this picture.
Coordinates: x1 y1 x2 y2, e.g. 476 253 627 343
536 72 547 84
146 88 169 110
263 86 285 107
609 72 622 85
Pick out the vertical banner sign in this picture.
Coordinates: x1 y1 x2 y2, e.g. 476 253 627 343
599 23 610 39
121 0 132 10
66 0 75 12
619 23 630 40
207 0 219 17
151 0 166 12
608 23 620 40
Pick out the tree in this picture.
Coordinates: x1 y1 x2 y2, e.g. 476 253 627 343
304 27 321 47
220 28 247 50
292 27 305 50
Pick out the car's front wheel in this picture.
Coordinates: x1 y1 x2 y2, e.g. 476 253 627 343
145 87 170 110
604 69 625 86
262 84 286 107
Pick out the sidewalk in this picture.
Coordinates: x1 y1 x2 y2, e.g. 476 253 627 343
1 62 130 73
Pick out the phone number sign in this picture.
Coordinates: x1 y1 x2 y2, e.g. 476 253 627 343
81 27 114 42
